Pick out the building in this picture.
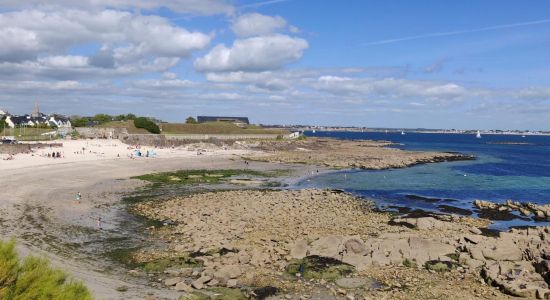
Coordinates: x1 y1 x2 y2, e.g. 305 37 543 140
5 115 48 128
197 116 250 125
4 104 71 128
48 115 72 128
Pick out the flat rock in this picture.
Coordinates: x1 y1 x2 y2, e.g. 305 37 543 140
335 277 370 289
164 277 182 286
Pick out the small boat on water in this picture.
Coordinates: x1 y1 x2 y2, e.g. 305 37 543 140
401 131 405 135
476 130 482 139
312 129 316 133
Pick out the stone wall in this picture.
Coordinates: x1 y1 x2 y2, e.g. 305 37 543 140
75 127 128 139
0 143 63 154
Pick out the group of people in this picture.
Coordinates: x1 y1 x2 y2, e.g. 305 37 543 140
46 151 62 158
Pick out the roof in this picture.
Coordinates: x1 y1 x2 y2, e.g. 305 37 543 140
197 116 249 124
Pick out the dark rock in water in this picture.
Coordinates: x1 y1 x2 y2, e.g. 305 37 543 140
476 209 530 221
437 205 473 216
252 286 278 299
479 227 500 237
405 194 441 203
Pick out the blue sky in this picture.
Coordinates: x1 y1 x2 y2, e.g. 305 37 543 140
1 0 549 130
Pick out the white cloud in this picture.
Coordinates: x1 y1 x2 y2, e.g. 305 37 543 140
0 0 234 16
0 9 211 79
232 13 288 37
195 34 308 72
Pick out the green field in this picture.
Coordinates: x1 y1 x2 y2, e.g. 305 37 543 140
160 122 289 135
0 128 58 141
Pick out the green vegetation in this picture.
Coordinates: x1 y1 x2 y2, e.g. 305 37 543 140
286 256 355 281
179 288 247 300
133 169 274 185
142 256 202 273
402 258 417 268
0 127 58 141
185 116 198 124
98 118 160 134
133 117 160 134
161 122 288 135
71 113 140 127
0 239 92 300
424 260 456 272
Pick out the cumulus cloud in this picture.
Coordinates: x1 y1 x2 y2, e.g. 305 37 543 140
232 13 288 37
316 76 469 101
0 9 211 79
0 0 234 16
195 34 308 72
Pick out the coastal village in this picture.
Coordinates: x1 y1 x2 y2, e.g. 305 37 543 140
1 105 549 300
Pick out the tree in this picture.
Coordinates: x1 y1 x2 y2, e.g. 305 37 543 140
69 117 89 127
0 117 7 132
133 117 160 134
185 116 197 124
0 239 92 300
126 113 136 120
92 114 113 124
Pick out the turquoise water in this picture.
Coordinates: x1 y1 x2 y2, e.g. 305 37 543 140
296 132 550 229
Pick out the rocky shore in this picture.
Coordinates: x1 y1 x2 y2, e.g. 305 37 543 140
243 138 474 170
132 189 550 299
474 199 550 221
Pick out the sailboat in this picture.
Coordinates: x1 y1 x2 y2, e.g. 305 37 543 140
401 131 405 135
476 130 482 139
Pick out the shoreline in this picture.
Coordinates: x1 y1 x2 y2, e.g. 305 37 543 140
1 137 548 299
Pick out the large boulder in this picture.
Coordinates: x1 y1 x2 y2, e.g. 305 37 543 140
308 235 345 260
290 239 308 259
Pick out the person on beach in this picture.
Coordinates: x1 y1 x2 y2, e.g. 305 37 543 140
96 217 102 230
75 192 81 204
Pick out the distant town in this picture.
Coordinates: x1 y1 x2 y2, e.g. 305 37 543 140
2 105 549 139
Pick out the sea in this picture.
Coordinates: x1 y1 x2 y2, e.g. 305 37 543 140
296 131 550 230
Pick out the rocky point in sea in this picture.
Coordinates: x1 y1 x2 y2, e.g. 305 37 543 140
130 189 550 299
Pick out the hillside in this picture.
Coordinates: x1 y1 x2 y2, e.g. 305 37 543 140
160 122 289 135
99 120 151 134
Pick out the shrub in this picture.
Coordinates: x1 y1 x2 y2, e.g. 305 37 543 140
185 117 197 124
133 117 160 134
0 239 92 300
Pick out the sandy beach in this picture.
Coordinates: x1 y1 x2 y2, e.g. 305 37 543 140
1 137 548 299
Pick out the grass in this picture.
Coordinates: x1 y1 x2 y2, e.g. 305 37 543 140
0 239 92 300
424 260 457 272
179 288 247 300
285 256 355 281
0 128 58 141
98 120 150 134
142 256 202 273
161 122 289 135
132 169 277 185
402 258 417 268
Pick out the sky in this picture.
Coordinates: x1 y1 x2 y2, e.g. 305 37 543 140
1 0 550 130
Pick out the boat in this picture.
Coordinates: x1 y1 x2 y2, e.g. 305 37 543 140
522 135 526 138
401 131 405 135
312 129 316 133
476 130 482 139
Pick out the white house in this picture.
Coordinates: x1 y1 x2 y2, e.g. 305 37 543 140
49 115 72 128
